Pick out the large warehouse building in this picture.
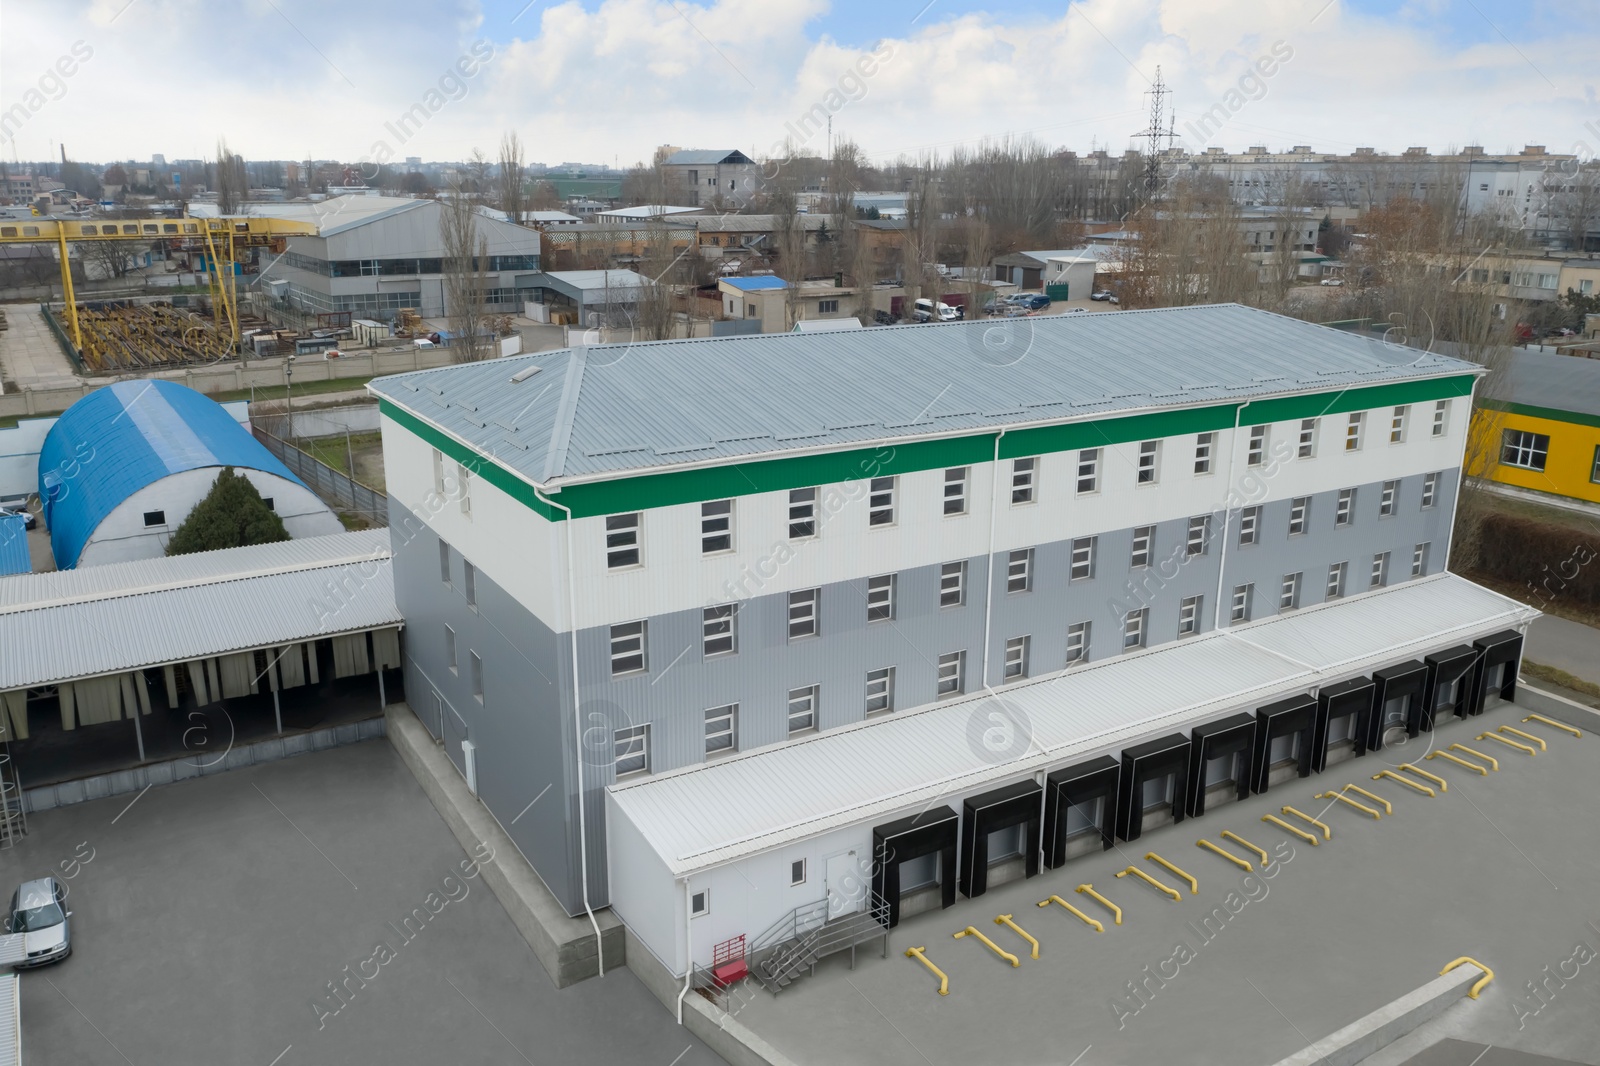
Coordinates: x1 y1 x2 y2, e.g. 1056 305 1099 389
38 381 341 568
367 305 1534 984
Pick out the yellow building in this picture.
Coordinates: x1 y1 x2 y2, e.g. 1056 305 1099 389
1472 351 1600 505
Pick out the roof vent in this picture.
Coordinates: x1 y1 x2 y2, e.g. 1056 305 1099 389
510 364 542 383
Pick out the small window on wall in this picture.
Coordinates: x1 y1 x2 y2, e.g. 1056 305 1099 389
463 562 477 608
1194 432 1215 475
1076 449 1099 494
865 667 895 714
456 464 473 516
690 888 709 917
1137 440 1159 484
1421 472 1439 508
606 513 641 568
1389 405 1409 443
1501 429 1549 471
1432 400 1449 437
1345 412 1365 451
1297 419 1317 458
262 498 274 512
470 652 484 702
1003 636 1030 680
790 859 807 886
1591 446 1600 484
1178 595 1201 637
439 540 452 583
701 500 734 553
1011 457 1037 504
1247 425 1268 466
943 467 969 516
789 487 818 538
143 510 166 527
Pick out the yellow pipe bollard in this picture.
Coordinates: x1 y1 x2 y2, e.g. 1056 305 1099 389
1075 884 1122 925
955 925 1019 967
1316 791 1381 818
1499 726 1546 752
1426 751 1486 776
1522 713 1581 738
1220 830 1270 867
1397 763 1448 792
1262 814 1320 845
1196 838 1254 871
1478 731 1535 756
905 946 949 995
1037 895 1104 933
1449 744 1498 771
1440 956 1495 1000
1280 806 1332 840
995 914 1040 960
1116 865 1182 901
1145 852 1199 893
1373 769 1434 796
1341 785 1393 814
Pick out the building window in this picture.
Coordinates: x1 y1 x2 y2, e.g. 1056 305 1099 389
789 588 820 639
1390 406 1408 443
1130 526 1154 568
705 704 736 754
936 651 966 698
444 624 457 672
1186 515 1209 557
1335 488 1354 527
1070 536 1096 580
1194 432 1215 475
1004 636 1030 680
1066 622 1091 665
703 604 737 656
866 574 896 621
1371 552 1389 588
701 500 734 553
1501 429 1549 471
1298 418 1317 459
940 561 966 607
818 299 839 314
1238 506 1261 546
432 448 446 496
606 513 641 568
787 685 818 733
1122 609 1147 651
1380 480 1398 517
1077 449 1099 493
470 652 484 702
1592 446 1600 484
1412 543 1429 577
869 476 896 526
1346 412 1364 451
1288 497 1309 536
610 621 647 674
1230 583 1253 623
1137 440 1159 484
615 725 649 777
457 464 473 516
865 667 895 714
459 563 476 609
1247 425 1268 466
1011 457 1037 504
1178 595 1201 637
1327 562 1347 600
790 859 807 886
1422 472 1438 509
1280 573 1302 611
943 467 969 515
1007 549 1033 593
689 887 708 916
141 509 167 527
439 540 452 583
789 487 818 538
1432 400 1449 437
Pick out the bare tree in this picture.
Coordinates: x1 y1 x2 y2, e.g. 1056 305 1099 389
632 219 679 340
498 131 527 226
215 138 248 214
770 185 809 328
440 182 490 362
1121 178 1254 309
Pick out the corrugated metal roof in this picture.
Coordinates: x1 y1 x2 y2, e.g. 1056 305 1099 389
37 381 308 569
1505 350 1600 419
534 270 654 291
370 303 1484 487
0 529 399 691
0 516 27 577
0 972 15 1066
608 574 1537 877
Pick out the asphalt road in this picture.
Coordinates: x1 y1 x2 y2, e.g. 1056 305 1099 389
1524 614 1600 687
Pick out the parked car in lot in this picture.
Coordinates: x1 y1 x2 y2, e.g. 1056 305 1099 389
872 310 900 326
1090 290 1114 301
1013 293 1052 311
6 878 72 967
1319 277 1344 286
912 298 962 322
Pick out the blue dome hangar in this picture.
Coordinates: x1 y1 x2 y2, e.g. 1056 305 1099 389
38 381 342 569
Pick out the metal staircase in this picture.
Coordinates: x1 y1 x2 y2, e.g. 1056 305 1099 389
749 893 891 994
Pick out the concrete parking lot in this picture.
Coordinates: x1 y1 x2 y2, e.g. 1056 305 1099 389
730 700 1600 1066
0 740 724 1066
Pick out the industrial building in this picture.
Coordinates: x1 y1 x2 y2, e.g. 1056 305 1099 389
1476 350 1600 506
38 381 341 568
366 304 1531 987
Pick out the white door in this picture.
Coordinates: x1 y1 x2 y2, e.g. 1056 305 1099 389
825 850 864 920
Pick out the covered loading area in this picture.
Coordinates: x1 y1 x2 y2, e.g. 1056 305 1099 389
0 530 403 794
604 575 1538 980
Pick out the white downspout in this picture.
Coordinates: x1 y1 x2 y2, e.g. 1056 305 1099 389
980 428 1008 689
676 877 693 1024
1212 401 1253 632
535 487 605 977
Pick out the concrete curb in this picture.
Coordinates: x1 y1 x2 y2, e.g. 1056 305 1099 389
384 703 624 988
1268 968 1481 1066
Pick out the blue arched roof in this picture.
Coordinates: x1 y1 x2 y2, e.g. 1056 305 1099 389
38 380 306 569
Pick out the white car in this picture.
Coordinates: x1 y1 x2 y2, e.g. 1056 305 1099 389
1319 278 1344 286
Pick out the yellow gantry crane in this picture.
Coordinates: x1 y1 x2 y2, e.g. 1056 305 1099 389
0 215 317 353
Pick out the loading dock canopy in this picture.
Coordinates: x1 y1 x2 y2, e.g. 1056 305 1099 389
0 530 400 695
608 575 1536 878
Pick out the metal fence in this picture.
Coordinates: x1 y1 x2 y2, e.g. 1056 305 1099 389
253 425 389 527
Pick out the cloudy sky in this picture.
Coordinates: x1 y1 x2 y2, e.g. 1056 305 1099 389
1 0 1596 167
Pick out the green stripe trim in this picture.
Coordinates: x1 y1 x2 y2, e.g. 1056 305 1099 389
1483 400 1600 431
382 374 1479 521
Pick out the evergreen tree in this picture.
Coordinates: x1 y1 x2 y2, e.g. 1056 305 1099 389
165 467 290 556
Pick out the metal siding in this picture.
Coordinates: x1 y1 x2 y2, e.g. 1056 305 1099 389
0 516 27 576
